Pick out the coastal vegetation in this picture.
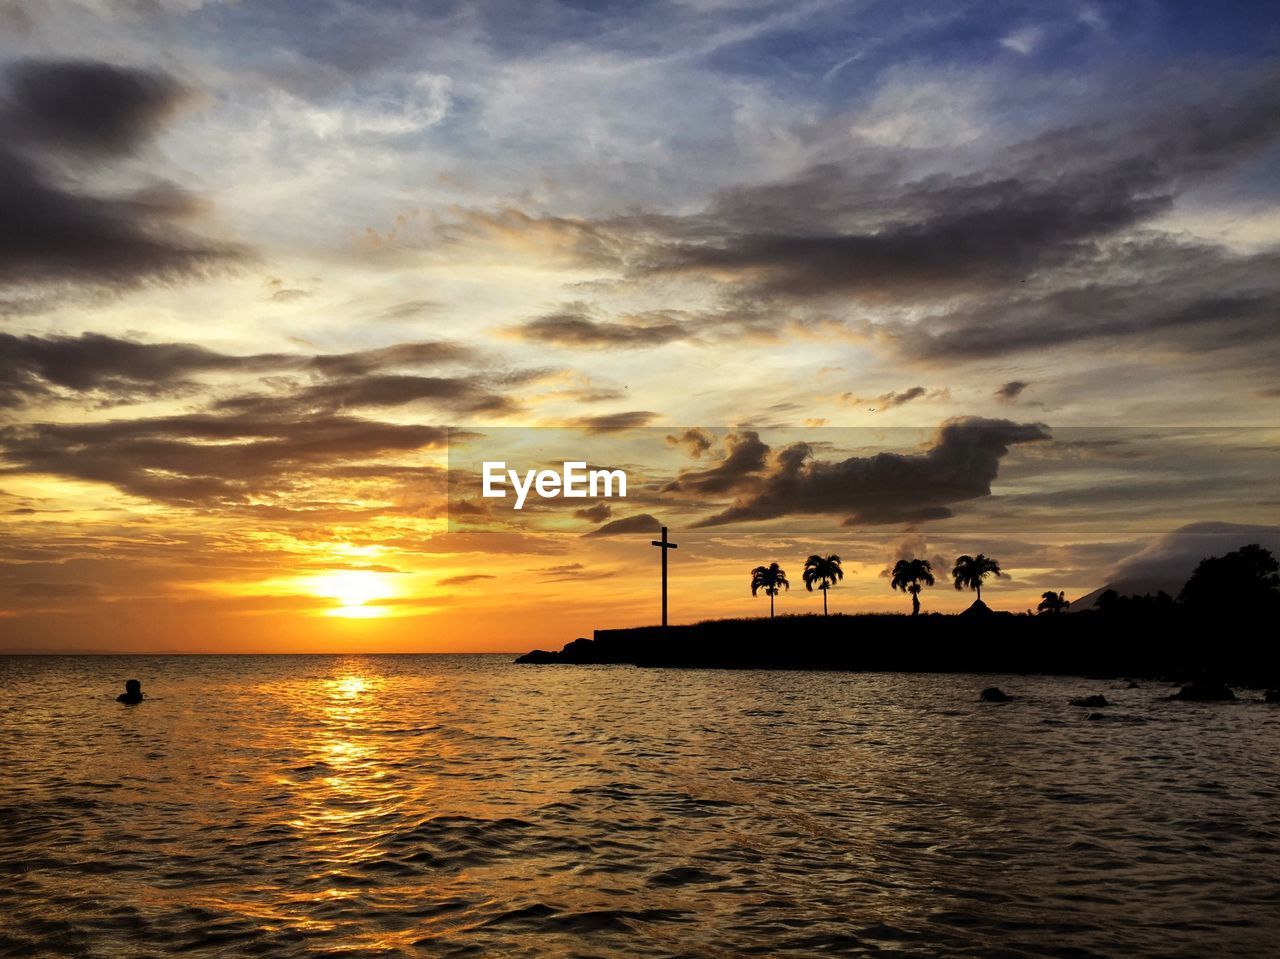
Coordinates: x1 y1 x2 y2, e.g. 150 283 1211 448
522 545 1280 685
749 562 789 618
801 555 844 615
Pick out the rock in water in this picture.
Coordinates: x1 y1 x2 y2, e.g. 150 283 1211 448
1070 695 1109 707
979 686 1013 702
1171 681 1236 702
1264 689 1280 703
515 649 560 664
557 637 598 663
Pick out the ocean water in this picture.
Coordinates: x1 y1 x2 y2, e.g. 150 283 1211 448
2 655 1277 958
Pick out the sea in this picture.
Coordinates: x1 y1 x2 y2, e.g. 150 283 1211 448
2 655 1277 958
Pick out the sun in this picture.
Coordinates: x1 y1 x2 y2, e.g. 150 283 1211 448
306 570 397 618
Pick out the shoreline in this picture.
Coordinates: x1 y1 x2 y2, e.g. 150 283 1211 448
515 610 1280 687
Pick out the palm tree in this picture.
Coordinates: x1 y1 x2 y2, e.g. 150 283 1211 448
1038 590 1069 614
802 554 843 615
890 558 935 616
952 554 1002 604
750 562 789 618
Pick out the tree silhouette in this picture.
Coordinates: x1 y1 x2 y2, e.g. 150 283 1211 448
802 554 843 615
952 554 1002 604
1038 590 1069 614
1096 589 1175 618
890 558 935 616
750 562 789 619
1178 543 1280 612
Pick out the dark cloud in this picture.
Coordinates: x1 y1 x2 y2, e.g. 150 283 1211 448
665 428 714 459
628 74 1280 302
0 332 284 408
690 417 1049 528
878 387 929 408
0 412 449 505
437 573 495 586
909 242 1280 366
218 374 520 417
995 381 1029 403
511 304 691 349
0 150 241 289
568 411 661 432
462 70 1280 374
582 513 662 537
0 332 479 409
573 502 613 523
536 561 616 581
662 430 769 495
3 59 190 157
842 386 947 410
0 59 241 289
305 340 475 377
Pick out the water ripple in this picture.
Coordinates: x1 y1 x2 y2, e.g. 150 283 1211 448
1 656 1278 957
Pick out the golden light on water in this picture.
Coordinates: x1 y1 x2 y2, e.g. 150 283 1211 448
334 676 369 698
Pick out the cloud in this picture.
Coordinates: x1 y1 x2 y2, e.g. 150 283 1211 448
446 69 1280 376
0 332 479 409
218 374 520 417
537 561 616 581
1000 26 1044 56
2 59 191 157
305 340 475 377
690 417 1050 527
0 332 282 408
639 71 1280 302
908 241 1280 367
0 59 243 289
583 513 662 537
568 411 661 432
662 430 769 495
995 380 1029 403
878 386 929 408
573 502 613 523
665 428 714 459
841 386 947 410
511 304 692 349
1100 522 1280 597
437 573 495 586
0 412 449 504
877 532 949 579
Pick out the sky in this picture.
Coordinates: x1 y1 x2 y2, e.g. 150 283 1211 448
1 0 1278 652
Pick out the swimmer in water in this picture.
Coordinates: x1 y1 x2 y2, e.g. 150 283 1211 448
116 679 144 704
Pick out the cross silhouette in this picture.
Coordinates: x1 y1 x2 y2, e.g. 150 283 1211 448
650 525 678 627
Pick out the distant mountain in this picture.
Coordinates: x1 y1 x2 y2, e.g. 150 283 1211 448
1070 521 1280 610
1070 582 1171 611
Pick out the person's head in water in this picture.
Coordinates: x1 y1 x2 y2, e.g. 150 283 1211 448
117 679 143 704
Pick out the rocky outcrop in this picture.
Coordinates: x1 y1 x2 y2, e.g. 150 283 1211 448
1170 681 1236 701
979 686 1013 702
1070 695 1109 707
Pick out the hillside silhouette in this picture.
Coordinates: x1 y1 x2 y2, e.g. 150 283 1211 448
518 544 1280 685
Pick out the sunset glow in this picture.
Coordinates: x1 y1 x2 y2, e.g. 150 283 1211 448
305 571 400 619
1 3 1277 653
